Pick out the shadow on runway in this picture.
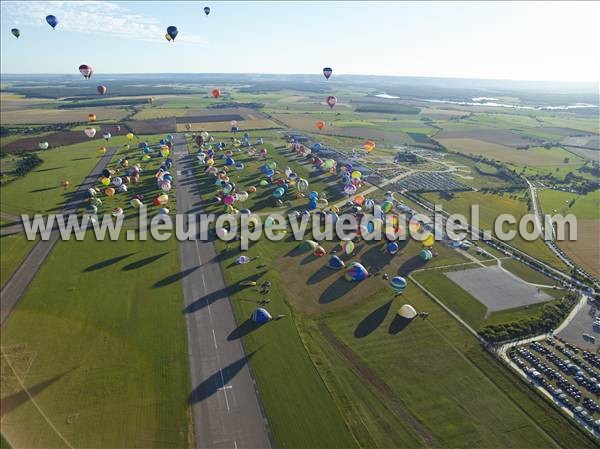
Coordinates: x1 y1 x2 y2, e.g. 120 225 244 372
153 266 199 288
189 351 257 404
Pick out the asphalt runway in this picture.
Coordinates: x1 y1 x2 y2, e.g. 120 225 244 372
172 134 272 449
0 146 118 327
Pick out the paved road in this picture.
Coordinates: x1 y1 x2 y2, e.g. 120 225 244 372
172 134 272 449
0 147 118 327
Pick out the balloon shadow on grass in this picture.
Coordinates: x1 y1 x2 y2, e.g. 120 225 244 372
227 319 262 341
354 300 393 338
1 366 77 417
121 252 168 271
388 315 412 335
83 252 135 272
319 276 360 304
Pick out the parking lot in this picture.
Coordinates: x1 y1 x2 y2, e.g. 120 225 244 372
509 337 600 434
557 299 600 352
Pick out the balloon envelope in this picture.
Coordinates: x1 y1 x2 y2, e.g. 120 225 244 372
326 95 337 109
345 262 368 282
204 6 211 15
97 85 107 95
38 142 49 150
391 276 407 293
46 15 58 29
79 64 93 79
212 88 220 98
322 67 333 79
84 127 96 138
11 28 20 38
398 304 417 319
166 26 178 41
251 307 272 324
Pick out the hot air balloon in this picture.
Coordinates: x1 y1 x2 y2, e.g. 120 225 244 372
326 95 337 109
316 120 325 131
165 33 172 42
102 132 111 140
11 28 20 38
345 262 368 282
97 85 107 95
423 234 435 248
322 67 333 80
251 307 272 324
46 15 58 29
148 97 154 105
296 178 309 192
327 255 345 270
79 64 93 79
420 248 433 261
166 26 178 41
114 125 121 133
342 239 355 256
87 113 96 122
98 146 107 155
204 6 210 16
38 142 49 150
363 140 376 153
397 304 417 319
127 133 134 141
212 88 221 98
84 127 97 138
390 276 407 293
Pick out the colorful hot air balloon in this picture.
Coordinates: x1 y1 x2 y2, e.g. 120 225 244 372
46 15 58 29
97 85 107 95
423 234 435 248
316 120 325 131
322 67 333 80
84 127 96 138
126 132 134 141
211 88 221 98
88 113 96 122
79 64 93 79
38 141 49 150
420 248 433 261
345 262 368 282
326 95 337 109
11 28 20 38
166 26 178 41
204 6 210 15
363 139 376 153
390 276 407 293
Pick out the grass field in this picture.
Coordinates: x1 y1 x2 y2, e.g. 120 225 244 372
423 191 568 271
0 136 129 215
320 284 591 448
0 235 190 448
0 232 37 288
539 189 600 220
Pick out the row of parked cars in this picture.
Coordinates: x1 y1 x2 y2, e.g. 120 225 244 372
509 340 600 433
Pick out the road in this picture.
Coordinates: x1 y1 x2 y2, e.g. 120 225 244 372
172 134 272 449
0 146 118 327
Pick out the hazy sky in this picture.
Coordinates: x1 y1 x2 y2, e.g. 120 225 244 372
1 1 599 82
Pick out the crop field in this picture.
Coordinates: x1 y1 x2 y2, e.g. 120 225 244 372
0 107 130 125
558 219 600 277
1 126 123 153
422 191 568 270
0 235 190 448
539 189 600 220
131 107 189 120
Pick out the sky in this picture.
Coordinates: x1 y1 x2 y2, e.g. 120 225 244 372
1 1 599 82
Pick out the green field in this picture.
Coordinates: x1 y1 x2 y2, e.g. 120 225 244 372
0 232 37 288
539 189 600 220
0 136 131 215
423 191 568 271
0 235 190 448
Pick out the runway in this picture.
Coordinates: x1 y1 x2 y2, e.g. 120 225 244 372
172 134 272 449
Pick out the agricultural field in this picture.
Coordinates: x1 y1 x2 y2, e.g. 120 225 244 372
0 107 130 125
